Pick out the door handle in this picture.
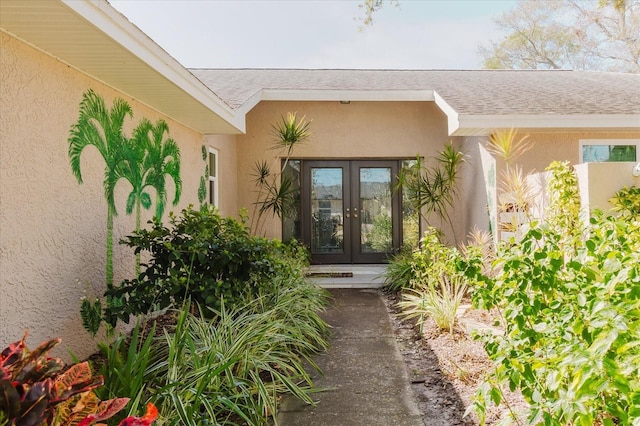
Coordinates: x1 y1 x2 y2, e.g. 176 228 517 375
346 208 350 219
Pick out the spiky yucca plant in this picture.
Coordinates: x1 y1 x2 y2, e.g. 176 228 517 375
485 129 535 242
398 274 468 334
251 113 311 234
395 143 465 242
485 128 532 165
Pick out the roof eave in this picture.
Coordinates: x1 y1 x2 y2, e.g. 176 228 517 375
62 0 245 134
261 89 436 102
450 114 640 136
234 89 436 115
0 0 244 134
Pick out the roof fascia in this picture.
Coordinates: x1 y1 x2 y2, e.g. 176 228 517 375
452 114 640 136
260 89 435 103
235 90 265 118
235 88 436 117
433 91 460 136
61 0 245 133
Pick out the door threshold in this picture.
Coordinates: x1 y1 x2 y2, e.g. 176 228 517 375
306 264 387 289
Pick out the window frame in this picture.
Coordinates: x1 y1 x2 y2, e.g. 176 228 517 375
208 147 219 207
579 139 640 163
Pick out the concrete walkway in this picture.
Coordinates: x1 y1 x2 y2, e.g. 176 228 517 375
277 289 423 426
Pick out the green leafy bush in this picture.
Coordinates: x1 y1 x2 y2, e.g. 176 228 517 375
102 206 309 327
468 212 640 425
545 161 583 247
409 228 462 290
610 185 640 219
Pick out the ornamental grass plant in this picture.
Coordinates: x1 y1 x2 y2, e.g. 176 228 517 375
93 278 328 426
393 228 476 334
149 278 329 425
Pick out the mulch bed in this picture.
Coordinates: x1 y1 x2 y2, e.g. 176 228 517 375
383 291 527 425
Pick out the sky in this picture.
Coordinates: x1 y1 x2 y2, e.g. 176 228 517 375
109 0 517 70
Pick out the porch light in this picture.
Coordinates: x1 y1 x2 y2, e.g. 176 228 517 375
633 162 640 177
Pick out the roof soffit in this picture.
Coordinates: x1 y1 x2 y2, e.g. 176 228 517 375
0 0 243 134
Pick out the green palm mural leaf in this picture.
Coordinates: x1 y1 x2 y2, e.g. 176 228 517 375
140 192 152 210
143 119 182 219
125 191 137 216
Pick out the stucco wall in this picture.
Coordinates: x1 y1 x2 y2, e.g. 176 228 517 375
459 137 494 241
204 134 238 217
472 130 640 243
575 162 640 214
0 33 207 359
236 100 460 241
509 131 640 172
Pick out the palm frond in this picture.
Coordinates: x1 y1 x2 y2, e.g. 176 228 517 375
271 112 312 156
252 160 271 185
125 191 136 215
486 128 532 164
498 165 534 212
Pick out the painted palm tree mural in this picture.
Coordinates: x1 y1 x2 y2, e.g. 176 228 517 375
123 118 182 274
68 89 182 287
141 118 182 220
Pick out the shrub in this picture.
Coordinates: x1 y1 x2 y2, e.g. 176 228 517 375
468 212 640 425
397 274 468 334
409 228 461 290
382 247 415 293
102 205 309 327
610 185 640 219
148 277 329 425
545 161 583 248
86 267 327 425
93 321 158 423
0 332 155 426
393 228 477 334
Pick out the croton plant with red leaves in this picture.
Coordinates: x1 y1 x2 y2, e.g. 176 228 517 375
0 332 157 426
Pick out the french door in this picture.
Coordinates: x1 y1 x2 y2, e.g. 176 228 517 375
302 160 401 264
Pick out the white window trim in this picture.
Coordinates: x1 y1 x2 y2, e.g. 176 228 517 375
208 147 219 207
579 139 640 163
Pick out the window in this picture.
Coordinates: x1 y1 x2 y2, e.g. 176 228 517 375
208 147 219 207
579 139 639 163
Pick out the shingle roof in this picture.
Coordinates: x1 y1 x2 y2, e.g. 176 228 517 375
190 68 640 117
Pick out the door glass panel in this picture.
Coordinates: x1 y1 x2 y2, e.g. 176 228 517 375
401 160 420 249
359 167 392 254
311 168 344 254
